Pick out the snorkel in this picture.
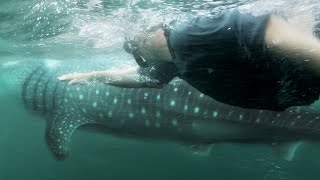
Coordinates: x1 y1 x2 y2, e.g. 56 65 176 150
123 38 149 68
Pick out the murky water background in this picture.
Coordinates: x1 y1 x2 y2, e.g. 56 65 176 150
1 0 320 179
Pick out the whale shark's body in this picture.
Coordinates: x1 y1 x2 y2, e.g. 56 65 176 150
1 59 320 160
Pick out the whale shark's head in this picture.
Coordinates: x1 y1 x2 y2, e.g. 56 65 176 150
0 59 62 97
0 61 25 96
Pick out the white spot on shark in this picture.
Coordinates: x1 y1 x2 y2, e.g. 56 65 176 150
141 107 146 114
156 111 161 118
69 93 73 98
170 100 176 107
79 95 84 100
172 119 178 126
92 102 97 108
127 99 132 105
194 107 200 113
106 91 109 96
129 113 134 118
108 111 113 118
96 90 100 95
213 111 218 118
184 105 188 111
174 88 178 92
64 98 68 103
144 93 149 99
82 108 87 113
66 88 70 91
239 114 243 120
76 87 80 91
199 93 204 98
188 91 192 95
113 98 118 104
157 94 161 101
256 118 261 123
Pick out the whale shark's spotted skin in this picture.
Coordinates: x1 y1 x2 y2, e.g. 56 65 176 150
3 59 320 160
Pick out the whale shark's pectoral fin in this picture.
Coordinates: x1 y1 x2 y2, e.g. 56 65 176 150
272 141 304 161
45 106 97 160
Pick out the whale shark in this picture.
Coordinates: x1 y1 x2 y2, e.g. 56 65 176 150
1 59 320 161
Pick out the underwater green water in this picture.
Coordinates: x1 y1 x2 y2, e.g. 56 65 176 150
1 0 320 179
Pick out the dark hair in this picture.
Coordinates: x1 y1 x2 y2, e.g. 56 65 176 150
123 24 166 68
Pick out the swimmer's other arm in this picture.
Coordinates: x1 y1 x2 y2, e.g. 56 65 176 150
58 67 164 88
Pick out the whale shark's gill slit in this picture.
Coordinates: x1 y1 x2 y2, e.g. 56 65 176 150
22 66 42 108
42 73 57 114
51 80 61 110
33 70 47 111
45 105 98 160
51 77 68 110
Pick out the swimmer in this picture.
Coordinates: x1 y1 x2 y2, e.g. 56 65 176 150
59 10 320 111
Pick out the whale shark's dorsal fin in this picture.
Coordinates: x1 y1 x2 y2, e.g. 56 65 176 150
45 105 98 160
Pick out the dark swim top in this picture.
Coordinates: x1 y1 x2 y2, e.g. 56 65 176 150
139 10 320 111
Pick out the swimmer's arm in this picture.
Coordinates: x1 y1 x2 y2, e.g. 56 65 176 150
265 15 320 75
58 68 163 88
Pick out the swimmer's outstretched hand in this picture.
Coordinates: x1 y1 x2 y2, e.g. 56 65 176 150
58 72 98 85
59 68 140 87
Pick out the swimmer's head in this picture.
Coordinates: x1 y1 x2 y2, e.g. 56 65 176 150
123 38 149 68
124 26 172 67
